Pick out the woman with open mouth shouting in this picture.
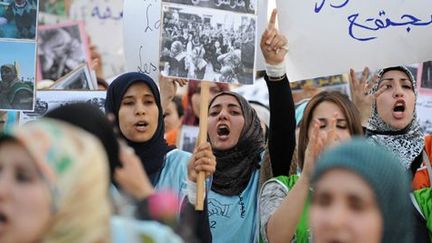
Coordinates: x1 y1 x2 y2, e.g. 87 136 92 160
351 66 432 242
105 72 216 226
204 9 296 243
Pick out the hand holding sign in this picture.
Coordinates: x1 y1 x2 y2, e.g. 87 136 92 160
260 9 288 66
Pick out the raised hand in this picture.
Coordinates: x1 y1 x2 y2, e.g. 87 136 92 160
349 67 380 126
260 9 288 65
302 119 325 179
159 74 188 112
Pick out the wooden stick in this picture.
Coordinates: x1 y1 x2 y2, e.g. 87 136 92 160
195 81 210 211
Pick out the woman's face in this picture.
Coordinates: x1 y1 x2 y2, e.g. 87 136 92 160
375 70 415 130
308 101 351 146
208 95 244 150
310 169 383 243
164 101 182 133
0 141 52 243
118 82 159 142
190 83 225 118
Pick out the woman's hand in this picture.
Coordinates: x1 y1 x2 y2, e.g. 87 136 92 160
159 74 188 112
349 67 384 126
188 142 216 182
302 119 325 179
260 9 288 66
114 144 154 200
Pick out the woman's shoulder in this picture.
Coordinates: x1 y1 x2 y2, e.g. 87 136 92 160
166 148 191 160
111 216 183 243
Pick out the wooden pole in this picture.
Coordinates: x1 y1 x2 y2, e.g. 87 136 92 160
195 81 210 211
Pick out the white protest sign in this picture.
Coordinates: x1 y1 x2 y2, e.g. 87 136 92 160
69 0 125 79
123 0 161 83
255 0 268 71
276 0 432 81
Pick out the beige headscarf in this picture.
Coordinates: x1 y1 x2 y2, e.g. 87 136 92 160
10 119 111 243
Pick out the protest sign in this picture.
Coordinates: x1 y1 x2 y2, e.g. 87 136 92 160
0 41 36 112
50 63 96 90
69 0 125 79
123 0 161 82
417 61 432 95
18 90 106 125
276 0 432 81
38 21 90 82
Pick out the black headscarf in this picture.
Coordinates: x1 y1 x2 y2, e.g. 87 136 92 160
105 72 173 184
209 91 265 195
45 103 120 183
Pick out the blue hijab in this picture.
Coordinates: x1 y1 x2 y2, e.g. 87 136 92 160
105 72 173 184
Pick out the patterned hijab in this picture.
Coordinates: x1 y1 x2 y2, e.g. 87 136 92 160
3 119 111 242
105 72 173 184
366 66 424 169
209 91 265 195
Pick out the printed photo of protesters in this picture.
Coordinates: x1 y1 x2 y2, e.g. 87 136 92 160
162 0 256 14
0 41 36 111
38 21 90 82
160 4 256 84
0 0 38 39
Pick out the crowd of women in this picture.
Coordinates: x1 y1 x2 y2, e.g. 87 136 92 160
0 9 431 243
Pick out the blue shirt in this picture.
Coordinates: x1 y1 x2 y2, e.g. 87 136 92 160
208 153 263 243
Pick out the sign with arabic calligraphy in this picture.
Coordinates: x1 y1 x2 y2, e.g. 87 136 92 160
123 0 162 83
69 0 125 79
276 0 432 81
162 0 256 14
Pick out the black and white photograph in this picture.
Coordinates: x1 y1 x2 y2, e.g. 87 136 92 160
160 4 256 84
49 63 96 90
418 61 432 93
162 0 256 14
0 41 36 111
19 90 106 124
0 0 38 39
37 21 90 82
417 95 432 134
178 125 199 153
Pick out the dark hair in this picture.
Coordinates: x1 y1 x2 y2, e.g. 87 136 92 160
172 96 184 117
297 91 363 169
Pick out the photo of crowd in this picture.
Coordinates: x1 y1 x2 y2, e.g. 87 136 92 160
160 4 256 84
162 0 256 14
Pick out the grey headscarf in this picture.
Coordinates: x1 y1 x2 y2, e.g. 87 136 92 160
366 66 424 169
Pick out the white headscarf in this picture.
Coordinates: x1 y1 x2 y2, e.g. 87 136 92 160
366 66 424 169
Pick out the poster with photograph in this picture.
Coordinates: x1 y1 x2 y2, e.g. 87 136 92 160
18 90 106 125
159 3 256 84
37 21 90 82
417 95 432 134
178 125 199 153
162 0 256 14
0 41 36 111
49 63 96 90
417 61 432 95
0 0 38 40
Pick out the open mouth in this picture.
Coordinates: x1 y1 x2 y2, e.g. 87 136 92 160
135 121 149 130
392 100 406 119
393 101 406 112
217 124 230 137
